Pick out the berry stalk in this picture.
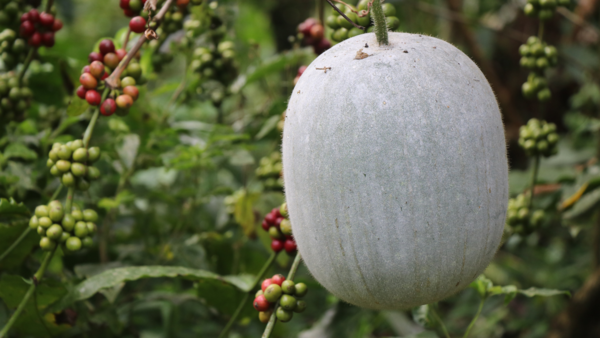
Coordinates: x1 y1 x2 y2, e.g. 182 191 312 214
528 155 540 211
82 88 110 148
371 0 389 45
17 48 35 86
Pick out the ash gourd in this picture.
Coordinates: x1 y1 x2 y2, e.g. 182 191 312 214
282 32 509 309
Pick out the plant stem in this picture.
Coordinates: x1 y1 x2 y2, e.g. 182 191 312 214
17 49 35 86
430 306 451 338
49 184 63 201
325 0 366 30
463 298 485 338
371 0 389 45
64 187 74 213
528 155 540 211
45 0 54 12
538 22 544 39
0 248 56 338
218 252 278 338
262 253 303 338
82 89 109 148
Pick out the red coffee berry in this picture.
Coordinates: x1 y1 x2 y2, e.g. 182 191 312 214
88 52 103 63
274 217 283 228
119 0 131 9
89 61 105 79
79 73 98 90
20 13 30 22
52 19 63 32
265 212 277 224
82 65 91 74
99 39 115 55
313 39 331 55
310 24 324 40
253 295 270 312
297 66 307 76
123 86 139 101
261 220 270 231
271 239 284 252
123 9 136 17
41 32 55 47
28 32 42 47
76 86 87 99
271 208 282 218
101 72 109 80
39 12 55 27
261 278 274 292
271 274 286 286
284 239 297 254
115 49 127 60
177 0 190 7
299 18 317 36
104 53 120 69
85 90 101 106
28 9 40 22
100 98 117 116
115 94 134 109
20 21 35 37
129 16 146 33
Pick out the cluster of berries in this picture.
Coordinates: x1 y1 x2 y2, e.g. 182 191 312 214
519 37 557 101
518 118 559 157
0 29 28 70
253 274 308 323
119 0 148 18
262 203 296 254
47 140 101 191
190 41 236 83
29 200 98 252
0 71 32 120
326 1 399 43
19 8 63 48
256 152 283 191
524 0 570 20
297 18 331 55
506 193 544 236
77 39 143 116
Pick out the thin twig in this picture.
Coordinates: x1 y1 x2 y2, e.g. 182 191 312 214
325 0 366 30
18 49 35 86
528 156 540 212
45 0 54 12
123 28 132 51
429 306 451 338
463 298 485 338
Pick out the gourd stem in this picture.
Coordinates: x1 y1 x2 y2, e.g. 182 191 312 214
528 155 540 211
429 306 451 338
261 253 303 338
218 252 278 338
463 298 485 338
371 0 389 45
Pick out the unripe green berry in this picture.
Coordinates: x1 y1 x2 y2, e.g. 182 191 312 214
62 172 76 187
62 214 75 232
264 284 282 302
46 159 55 168
52 142 62 150
294 283 308 297
86 166 101 180
49 204 64 222
49 149 59 162
537 88 551 102
37 226 46 236
50 165 60 176
56 160 71 172
72 148 88 162
35 205 50 218
46 224 63 240
524 3 537 16
74 221 89 238
280 295 297 310
539 8 554 20
279 203 288 218
60 232 71 243
39 216 52 228
71 209 83 221
268 226 284 239
294 300 307 313
66 236 82 251
83 209 98 222
531 209 544 226
537 140 549 152
86 222 97 235
276 307 293 322
121 76 136 87
255 289 264 298
281 280 295 294
523 139 536 151
258 310 272 323
547 133 559 144
40 237 56 251
280 219 293 236
57 145 72 160
77 179 90 191
71 163 87 177
87 147 100 162
82 236 94 248
70 139 84 151
518 208 529 220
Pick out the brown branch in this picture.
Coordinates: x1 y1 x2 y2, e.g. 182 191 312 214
105 0 174 89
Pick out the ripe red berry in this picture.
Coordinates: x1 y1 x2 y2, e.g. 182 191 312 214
271 239 284 252
52 19 63 32
100 98 117 116
104 53 120 69
261 278 274 292
297 66 307 76
265 212 277 224
274 217 283 228
85 90 101 106
261 220 270 231
123 9 136 17
310 24 324 40
271 274 286 286
123 86 139 101
313 39 331 55
284 239 297 254
99 39 115 56
76 86 87 99
89 61 105 79
115 49 127 60
39 12 55 27
28 9 40 22
115 94 134 109
129 16 146 33
79 73 98 90
82 65 91 74
20 21 35 37
88 52 103 63
177 0 190 7
298 18 317 36
119 0 131 9
41 32 55 47
20 13 30 22
101 72 109 80
28 32 42 47
253 295 270 311
271 208 282 218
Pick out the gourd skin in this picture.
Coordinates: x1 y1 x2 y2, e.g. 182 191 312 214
282 33 508 310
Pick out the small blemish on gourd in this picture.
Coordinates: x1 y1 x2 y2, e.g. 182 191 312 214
383 101 386 105
455 281 460 286
489 188 491 193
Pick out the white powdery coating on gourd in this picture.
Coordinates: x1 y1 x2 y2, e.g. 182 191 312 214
282 32 508 310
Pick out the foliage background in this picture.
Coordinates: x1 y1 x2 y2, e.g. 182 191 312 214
1 0 600 337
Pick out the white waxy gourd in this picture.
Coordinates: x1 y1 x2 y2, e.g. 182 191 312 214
282 32 508 310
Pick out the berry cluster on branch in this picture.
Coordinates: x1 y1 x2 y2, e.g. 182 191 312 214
0 71 32 120
518 118 559 157
254 274 308 323
506 193 544 236
519 37 557 101
47 140 101 191
262 203 296 254
523 0 570 20
326 1 399 42
297 18 331 55
19 8 63 48
256 152 283 191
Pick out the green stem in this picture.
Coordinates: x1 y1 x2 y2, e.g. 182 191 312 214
528 155 540 211
49 184 63 201
82 89 108 149
218 252 278 338
430 306 451 338
17 49 35 86
0 228 31 264
371 0 389 45
463 298 485 338
262 253 303 338
64 187 74 213
0 248 56 338
538 22 544 40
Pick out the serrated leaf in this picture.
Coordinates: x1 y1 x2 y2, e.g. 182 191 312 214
0 198 31 218
3 143 37 161
66 98 89 116
517 287 570 298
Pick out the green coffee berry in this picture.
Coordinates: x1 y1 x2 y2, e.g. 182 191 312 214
49 205 64 222
56 160 71 173
46 159 55 168
46 224 63 240
35 205 50 218
294 300 307 313
74 221 89 238
86 222 97 235
276 307 293 322
62 172 76 187
66 236 82 251
83 209 98 222
57 145 72 160
39 216 52 228
268 226 284 239
281 280 295 294
29 215 39 229
279 203 288 218
87 166 101 180
37 226 46 236
82 236 94 248
264 284 283 303
49 149 59 161
50 165 60 176
71 163 87 177
62 214 75 232
72 210 83 221
40 237 56 251
60 232 71 243
77 179 90 191
70 139 83 151
280 295 297 311
255 289 264 298
280 219 293 236
294 283 308 297
72 148 88 162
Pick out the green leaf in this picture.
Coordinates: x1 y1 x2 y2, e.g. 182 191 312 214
0 225 37 270
469 275 493 298
233 190 260 237
98 190 135 211
0 198 31 218
255 115 281 140
52 116 82 136
563 188 600 220
3 143 37 161
517 287 571 298
66 98 89 117
411 304 430 327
